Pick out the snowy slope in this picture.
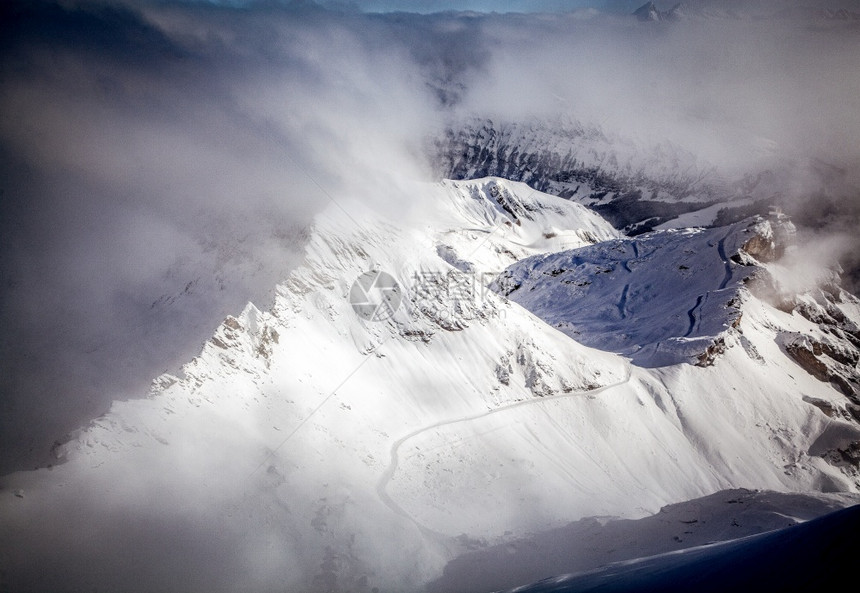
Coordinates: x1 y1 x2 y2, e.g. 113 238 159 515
429 487 859 593
492 219 770 367
1 178 859 593
499 501 860 593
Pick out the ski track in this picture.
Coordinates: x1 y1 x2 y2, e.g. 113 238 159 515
685 294 705 338
618 284 629 320
717 234 733 290
685 233 733 337
376 363 634 536
621 241 639 274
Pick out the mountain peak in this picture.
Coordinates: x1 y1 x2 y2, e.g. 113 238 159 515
634 1 684 21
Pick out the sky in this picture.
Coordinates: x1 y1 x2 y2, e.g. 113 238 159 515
2 0 860 474
338 0 607 11
198 0 614 12
235 0 860 13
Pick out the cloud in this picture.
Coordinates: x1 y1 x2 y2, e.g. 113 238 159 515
448 6 860 289
454 8 860 177
0 0 447 472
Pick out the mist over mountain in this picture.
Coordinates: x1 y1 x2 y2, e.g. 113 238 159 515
2 1 860 591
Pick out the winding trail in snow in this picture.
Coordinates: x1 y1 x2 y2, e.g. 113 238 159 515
621 241 639 274
717 234 733 290
618 284 630 320
685 294 704 338
685 232 734 338
376 363 634 535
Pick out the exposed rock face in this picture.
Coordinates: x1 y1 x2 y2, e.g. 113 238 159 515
730 212 860 422
696 336 726 367
434 119 730 233
781 287 860 401
742 233 779 262
736 213 796 264
433 120 801 236
786 338 831 383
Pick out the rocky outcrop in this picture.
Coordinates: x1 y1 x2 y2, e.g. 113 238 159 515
434 119 727 233
734 213 796 264
782 328 860 400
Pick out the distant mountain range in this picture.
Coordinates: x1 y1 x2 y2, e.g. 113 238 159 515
632 1 860 21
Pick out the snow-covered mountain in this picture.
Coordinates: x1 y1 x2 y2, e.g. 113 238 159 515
492 216 783 367
436 119 723 205
1 178 859 592
630 1 860 21
434 119 790 235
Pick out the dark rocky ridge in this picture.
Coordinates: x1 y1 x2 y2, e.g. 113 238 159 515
434 119 776 235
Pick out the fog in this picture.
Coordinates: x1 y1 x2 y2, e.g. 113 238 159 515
1 0 859 486
0 0 446 473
